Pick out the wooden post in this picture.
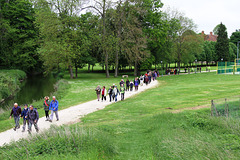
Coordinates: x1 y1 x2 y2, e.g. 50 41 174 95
239 98 240 111
212 100 219 116
211 100 213 116
227 104 229 118
225 98 227 116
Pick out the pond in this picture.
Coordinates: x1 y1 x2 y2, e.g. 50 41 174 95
0 74 56 109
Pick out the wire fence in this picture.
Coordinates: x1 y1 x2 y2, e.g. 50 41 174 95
211 96 240 118
217 59 240 75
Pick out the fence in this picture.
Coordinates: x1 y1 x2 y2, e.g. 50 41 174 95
211 97 240 118
217 59 240 74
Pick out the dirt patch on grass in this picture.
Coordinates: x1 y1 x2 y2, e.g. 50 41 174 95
171 105 210 113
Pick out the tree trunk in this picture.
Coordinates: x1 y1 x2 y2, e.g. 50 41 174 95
102 0 109 78
105 55 109 77
134 60 138 76
114 51 119 77
177 61 181 73
114 1 123 78
88 64 90 73
69 65 74 79
75 63 78 78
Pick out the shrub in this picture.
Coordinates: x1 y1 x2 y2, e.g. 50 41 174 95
0 70 26 100
53 79 70 99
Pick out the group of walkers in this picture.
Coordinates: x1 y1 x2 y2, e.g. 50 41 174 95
9 70 158 134
166 68 178 75
95 70 159 102
9 96 59 134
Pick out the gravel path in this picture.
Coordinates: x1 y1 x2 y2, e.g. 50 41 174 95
0 80 159 146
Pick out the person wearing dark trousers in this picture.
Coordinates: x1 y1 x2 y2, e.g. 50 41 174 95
119 79 125 88
26 105 39 134
21 104 29 132
134 78 139 91
113 86 120 102
43 96 50 121
126 79 130 91
108 86 113 102
145 76 149 85
120 84 125 100
130 80 134 91
101 86 107 101
95 85 101 101
9 103 21 131
148 71 152 84
112 84 115 101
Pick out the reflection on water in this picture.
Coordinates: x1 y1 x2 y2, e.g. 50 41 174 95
0 74 56 109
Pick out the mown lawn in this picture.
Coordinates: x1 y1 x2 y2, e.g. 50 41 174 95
1 72 240 159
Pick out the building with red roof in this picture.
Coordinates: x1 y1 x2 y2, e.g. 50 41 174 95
201 31 218 42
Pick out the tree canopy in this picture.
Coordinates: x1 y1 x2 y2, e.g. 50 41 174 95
0 0 235 77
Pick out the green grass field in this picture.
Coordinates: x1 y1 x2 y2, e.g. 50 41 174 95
1 72 240 159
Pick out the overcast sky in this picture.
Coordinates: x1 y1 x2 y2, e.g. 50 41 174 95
162 0 240 36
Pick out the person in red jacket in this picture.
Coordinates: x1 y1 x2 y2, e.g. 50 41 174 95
101 86 107 101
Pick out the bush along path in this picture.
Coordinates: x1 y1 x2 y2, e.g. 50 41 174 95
0 80 159 146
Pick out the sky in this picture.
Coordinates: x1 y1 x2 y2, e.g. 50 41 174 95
162 0 240 36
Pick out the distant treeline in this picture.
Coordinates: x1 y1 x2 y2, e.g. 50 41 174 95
0 0 239 77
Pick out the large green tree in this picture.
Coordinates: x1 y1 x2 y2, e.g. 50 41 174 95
229 42 237 61
200 41 216 65
35 0 84 78
230 30 240 46
165 8 200 71
0 0 40 73
215 23 229 61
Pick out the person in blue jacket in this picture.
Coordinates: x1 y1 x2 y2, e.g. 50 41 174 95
49 96 59 122
21 104 29 132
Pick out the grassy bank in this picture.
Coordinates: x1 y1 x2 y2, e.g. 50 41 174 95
1 72 240 159
1 110 240 159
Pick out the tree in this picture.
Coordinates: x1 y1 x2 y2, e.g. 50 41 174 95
160 9 181 69
122 0 149 76
35 0 84 78
213 24 220 35
230 30 240 46
181 30 204 65
140 0 168 69
165 8 199 71
0 0 40 73
201 41 216 65
215 23 229 61
82 0 113 78
229 42 237 61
